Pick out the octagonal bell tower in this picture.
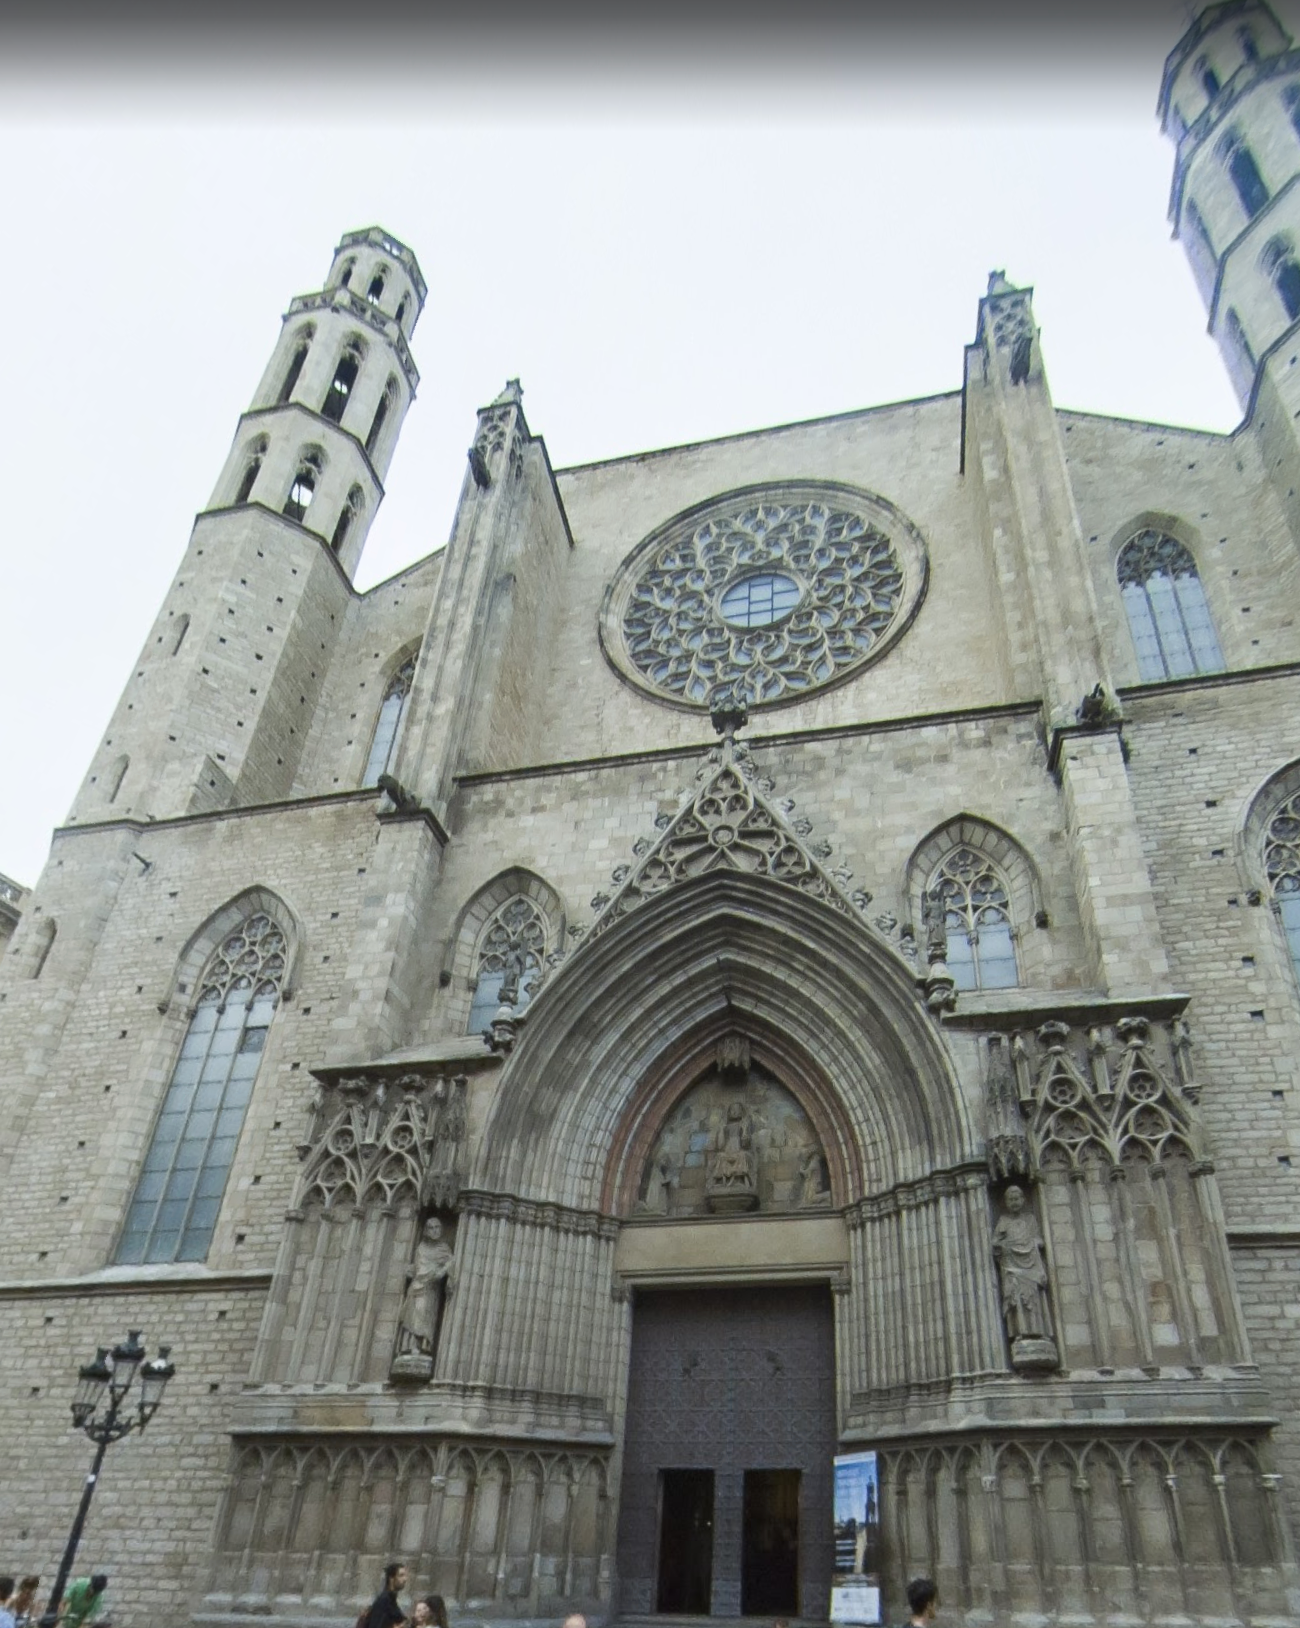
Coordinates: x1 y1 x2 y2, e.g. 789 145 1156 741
1162 2 1300 408
207 227 425 579
67 228 425 826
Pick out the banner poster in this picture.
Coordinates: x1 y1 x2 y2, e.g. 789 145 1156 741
830 1450 882 1625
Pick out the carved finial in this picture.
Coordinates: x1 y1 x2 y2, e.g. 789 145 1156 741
709 689 748 746
493 378 523 405
717 1032 750 1084
987 269 1016 295
485 1005 517 1054
985 1033 1032 1181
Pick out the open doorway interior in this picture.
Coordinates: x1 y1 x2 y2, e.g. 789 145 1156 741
657 1468 715 1613
741 1468 800 1615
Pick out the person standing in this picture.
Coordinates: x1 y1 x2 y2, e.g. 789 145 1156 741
409 1597 448 1628
60 1576 107 1628
363 1563 407 1628
903 1577 937 1627
1 1577 17 1628
11 1579 39 1628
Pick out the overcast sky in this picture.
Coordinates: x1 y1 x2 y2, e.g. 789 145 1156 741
1 2 1289 887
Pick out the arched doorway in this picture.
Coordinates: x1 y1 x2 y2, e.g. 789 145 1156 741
454 870 986 1621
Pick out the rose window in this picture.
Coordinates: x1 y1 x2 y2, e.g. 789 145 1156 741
600 482 928 710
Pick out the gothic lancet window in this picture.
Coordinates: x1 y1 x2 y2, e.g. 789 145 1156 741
116 912 286 1265
928 847 1019 992
331 486 363 557
277 328 313 404
466 896 547 1033
234 436 268 506
234 456 261 506
1185 199 1215 258
322 343 362 424
1263 238 1300 321
1221 132 1270 218
366 378 398 456
1226 307 1256 372
363 657 415 786
284 451 323 524
1264 791 1300 987
1117 529 1223 681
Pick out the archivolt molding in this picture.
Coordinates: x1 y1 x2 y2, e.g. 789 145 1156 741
471 867 973 1210
162 884 303 1015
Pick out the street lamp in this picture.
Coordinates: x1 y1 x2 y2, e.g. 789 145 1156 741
39 1331 176 1628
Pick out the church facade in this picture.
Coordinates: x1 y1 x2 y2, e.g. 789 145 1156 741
7 5 1300 1625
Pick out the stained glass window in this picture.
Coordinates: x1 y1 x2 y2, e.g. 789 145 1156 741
467 896 546 1034
718 572 801 627
116 912 285 1264
930 847 1018 992
363 658 415 786
1117 530 1223 682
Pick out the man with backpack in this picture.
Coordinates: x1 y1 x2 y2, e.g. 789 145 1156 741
360 1563 407 1628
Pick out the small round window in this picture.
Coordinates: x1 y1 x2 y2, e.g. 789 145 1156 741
718 572 801 627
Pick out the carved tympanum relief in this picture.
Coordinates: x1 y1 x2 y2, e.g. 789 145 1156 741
600 482 928 711
636 1048 831 1218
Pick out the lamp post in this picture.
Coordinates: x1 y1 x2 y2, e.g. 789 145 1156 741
38 1331 175 1628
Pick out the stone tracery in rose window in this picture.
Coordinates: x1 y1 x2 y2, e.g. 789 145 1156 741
604 484 927 710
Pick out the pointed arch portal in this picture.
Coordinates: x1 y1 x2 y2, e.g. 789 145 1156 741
442 870 1001 1623
472 869 977 1208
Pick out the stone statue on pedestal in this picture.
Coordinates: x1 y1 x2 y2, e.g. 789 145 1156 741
640 1151 677 1215
798 1147 831 1208
390 1217 454 1381
706 1100 759 1212
992 1184 1059 1371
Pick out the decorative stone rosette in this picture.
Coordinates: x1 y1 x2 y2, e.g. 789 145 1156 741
599 481 928 710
